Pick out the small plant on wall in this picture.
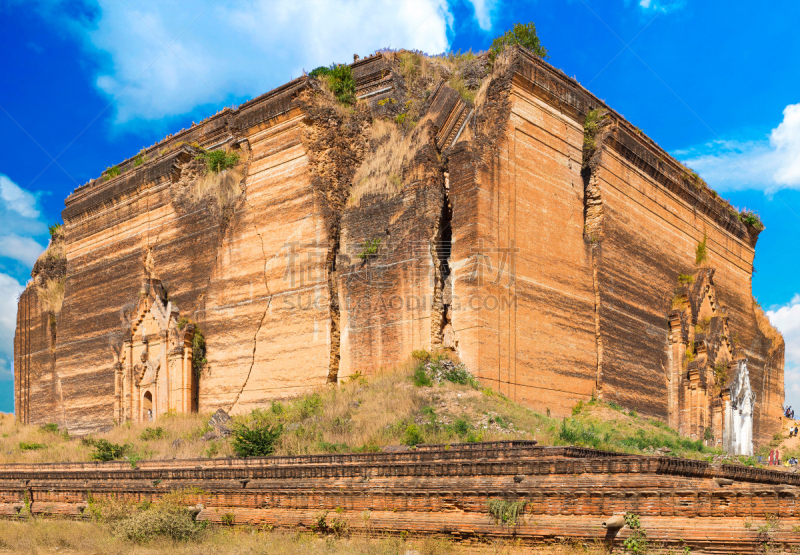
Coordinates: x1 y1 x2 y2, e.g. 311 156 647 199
357 238 381 260
195 149 239 173
695 233 708 265
177 317 207 378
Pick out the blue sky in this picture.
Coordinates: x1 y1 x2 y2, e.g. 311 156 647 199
0 0 798 415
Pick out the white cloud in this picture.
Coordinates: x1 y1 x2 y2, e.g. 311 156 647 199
0 235 45 267
767 295 800 411
0 273 24 382
677 104 800 194
0 174 40 220
466 0 497 31
635 0 685 13
31 0 454 124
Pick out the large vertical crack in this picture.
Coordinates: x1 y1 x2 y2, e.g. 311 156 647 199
430 170 453 349
581 109 609 399
325 223 342 383
229 195 272 412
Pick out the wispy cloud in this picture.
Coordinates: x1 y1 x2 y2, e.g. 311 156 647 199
636 0 685 13
466 0 498 31
675 104 800 194
27 0 455 125
767 295 800 410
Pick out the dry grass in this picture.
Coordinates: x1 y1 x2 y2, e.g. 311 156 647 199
348 119 409 206
35 278 64 315
1 353 754 465
33 227 66 314
191 168 243 213
754 299 784 357
0 411 232 464
0 519 603 554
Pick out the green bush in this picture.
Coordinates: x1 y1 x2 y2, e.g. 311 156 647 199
487 499 526 526
326 64 356 105
739 210 764 230
489 22 548 61
453 418 471 437
19 441 45 451
195 150 239 173
89 439 131 461
47 223 62 240
403 424 424 447
357 238 381 260
231 423 283 457
310 63 356 104
40 423 60 434
677 273 694 285
104 165 121 180
112 504 206 543
412 364 433 387
139 427 165 441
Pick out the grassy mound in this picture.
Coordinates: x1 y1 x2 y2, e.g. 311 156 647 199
0 351 744 465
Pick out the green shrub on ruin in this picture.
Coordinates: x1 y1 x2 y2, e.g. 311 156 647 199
112 503 206 543
19 441 45 451
403 424 424 447
487 499 526 526
195 149 239 174
695 233 708 265
739 210 764 230
310 63 355 105
489 22 548 61
357 238 381 260
88 439 131 461
231 422 282 457
677 273 694 286
103 165 121 180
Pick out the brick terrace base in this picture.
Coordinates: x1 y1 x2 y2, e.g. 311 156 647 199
1 442 798 553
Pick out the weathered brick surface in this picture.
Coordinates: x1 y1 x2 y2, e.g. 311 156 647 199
14 49 783 449
1 444 797 552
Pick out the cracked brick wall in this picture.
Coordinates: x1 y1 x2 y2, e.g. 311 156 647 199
14 49 784 445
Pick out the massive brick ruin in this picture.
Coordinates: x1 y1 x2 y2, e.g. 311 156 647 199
14 47 784 452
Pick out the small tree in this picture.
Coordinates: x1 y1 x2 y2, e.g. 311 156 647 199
231 423 282 457
489 22 549 61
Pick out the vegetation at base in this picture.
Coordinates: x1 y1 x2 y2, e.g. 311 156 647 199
309 63 356 105
0 517 578 554
85 439 132 462
695 233 708 265
231 423 283 457
739 210 764 230
139 427 166 441
487 499 526 526
19 441 45 451
1 354 764 466
195 149 240 174
623 513 648 553
489 22 549 61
